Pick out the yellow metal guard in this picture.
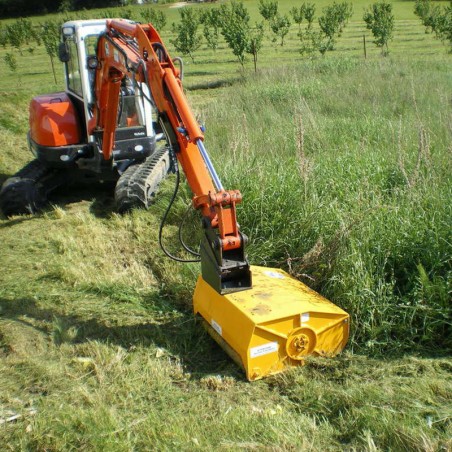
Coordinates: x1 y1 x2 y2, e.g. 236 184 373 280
193 265 349 381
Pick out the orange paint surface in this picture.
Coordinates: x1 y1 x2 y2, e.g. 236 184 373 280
29 92 81 147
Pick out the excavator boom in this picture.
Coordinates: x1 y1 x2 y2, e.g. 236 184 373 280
93 19 251 294
92 20 349 379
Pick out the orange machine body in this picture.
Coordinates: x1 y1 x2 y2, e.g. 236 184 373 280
29 92 81 147
88 19 251 293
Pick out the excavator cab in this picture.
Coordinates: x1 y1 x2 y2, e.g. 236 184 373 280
55 20 158 167
0 19 172 216
23 20 159 175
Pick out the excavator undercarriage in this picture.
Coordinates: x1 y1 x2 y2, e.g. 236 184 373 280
0 160 65 216
0 148 171 216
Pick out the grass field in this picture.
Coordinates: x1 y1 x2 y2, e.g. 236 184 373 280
1 1 451 450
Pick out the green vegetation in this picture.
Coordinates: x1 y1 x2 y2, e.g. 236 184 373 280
364 1 395 55
258 0 279 25
246 22 265 72
415 0 452 50
0 0 134 19
318 2 354 51
3 50 16 73
291 2 316 32
171 8 202 62
220 1 252 68
0 0 451 449
40 20 60 84
200 8 222 52
141 8 167 31
213 59 451 354
270 12 291 46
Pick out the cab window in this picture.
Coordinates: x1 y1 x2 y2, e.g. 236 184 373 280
118 77 146 129
84 35 98 55
65 37 83 97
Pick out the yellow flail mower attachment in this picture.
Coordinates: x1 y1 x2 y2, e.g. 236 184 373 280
194 265 349 381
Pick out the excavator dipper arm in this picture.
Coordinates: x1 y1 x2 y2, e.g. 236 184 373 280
93 20 251 294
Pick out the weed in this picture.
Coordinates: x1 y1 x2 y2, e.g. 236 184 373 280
52 316 78 345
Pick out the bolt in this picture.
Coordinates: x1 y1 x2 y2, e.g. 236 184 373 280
293 335 308 352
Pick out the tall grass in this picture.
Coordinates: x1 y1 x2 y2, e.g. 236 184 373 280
203 57 451 353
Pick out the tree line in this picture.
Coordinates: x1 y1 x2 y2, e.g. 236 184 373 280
170 0 451 67
0 7 166 83
0 0 135 19
414 0 452 50
170 0 356 71
1 0 450 81
170 0 396 68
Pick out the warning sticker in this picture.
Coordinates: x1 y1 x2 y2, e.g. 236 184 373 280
264 271 285 280
250 342 279 358
211 319 222 336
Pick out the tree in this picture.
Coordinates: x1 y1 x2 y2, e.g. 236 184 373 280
291 3 316 32
258 0 278 28
304 3 316 29
290 6 304 32
414 0 441 33
291 3 318 56
414 0 452 52
40 20 60 84
141 8 167 31
220 1 250 68
299 29 322 56
3 51 21 84
6 18 34 55
58 0 74 13
4 52 17 73
219 1 264 71
118 8 133 20
0 0 58 19
246 22 265 72
435 3 452 51
200 8 222 52
318 2 353 51
0 24 7 48
270 13 291 46
171 8 202 63
363 1 394 55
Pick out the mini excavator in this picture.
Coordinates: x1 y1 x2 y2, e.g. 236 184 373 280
0 19 349 380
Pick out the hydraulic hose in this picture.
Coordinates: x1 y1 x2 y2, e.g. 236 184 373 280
158 148 201 263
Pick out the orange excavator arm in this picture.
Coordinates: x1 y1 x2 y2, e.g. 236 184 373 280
92 20 251 294
87 20 350 381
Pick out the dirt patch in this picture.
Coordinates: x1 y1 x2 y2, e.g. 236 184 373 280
169 2 187 8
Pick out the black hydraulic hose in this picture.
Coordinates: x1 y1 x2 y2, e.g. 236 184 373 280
136 59 157 110
158 150 201 263
178 202 201 257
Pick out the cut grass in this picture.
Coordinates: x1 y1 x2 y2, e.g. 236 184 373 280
1 317 451 450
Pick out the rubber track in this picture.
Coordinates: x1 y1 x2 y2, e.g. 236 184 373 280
0 160 60 217
115 147 170 213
